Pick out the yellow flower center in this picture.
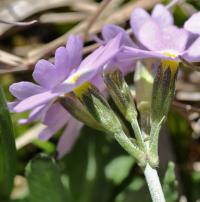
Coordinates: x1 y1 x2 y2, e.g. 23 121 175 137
73 82 91 98
161 51 179 75
69 72 81 84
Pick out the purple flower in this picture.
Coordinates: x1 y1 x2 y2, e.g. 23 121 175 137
100 4 200 64
121 4 200 63
9 34 122 157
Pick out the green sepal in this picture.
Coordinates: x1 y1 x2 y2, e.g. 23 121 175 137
80 84 123 134
59 93 103 132
151 65 177 123
104 70 137 123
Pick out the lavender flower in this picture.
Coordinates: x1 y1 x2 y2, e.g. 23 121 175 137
101 4 200 66
122 4 200 64
9 34 122 157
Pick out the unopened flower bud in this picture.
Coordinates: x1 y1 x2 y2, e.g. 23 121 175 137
151 61 178 123
73 82 123 134
103 69 137 123
149 60 179 167
104 69 146 150
59 93 104 132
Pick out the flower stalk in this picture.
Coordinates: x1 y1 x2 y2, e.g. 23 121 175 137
144 164 166 202
104 70 146 150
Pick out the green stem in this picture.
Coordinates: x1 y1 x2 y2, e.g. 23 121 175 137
114 130 146 167
149 117 165 166
131 120 146 151
144 163 166 202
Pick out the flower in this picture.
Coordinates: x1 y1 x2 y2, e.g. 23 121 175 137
100 4 200 68
121 4 200 64
9 34 122 157
100 24 136 75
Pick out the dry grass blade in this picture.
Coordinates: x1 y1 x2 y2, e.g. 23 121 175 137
84 0 113 39
0 50 24 66
176 91 200 101
16 124 46 150
0 19 37 26
0 0 160 74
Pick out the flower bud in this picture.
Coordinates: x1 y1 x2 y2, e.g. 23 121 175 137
59 93 104 132
149 60 179 167
151 61 178 123
73 82 123 134
103 69 137 123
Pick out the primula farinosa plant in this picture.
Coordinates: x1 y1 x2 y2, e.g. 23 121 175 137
8 3 200 202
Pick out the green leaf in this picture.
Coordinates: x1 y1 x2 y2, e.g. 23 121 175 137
25 155 68 202
105 155 135 185
0 86 17 199
163 162 178 202
60 126 127 202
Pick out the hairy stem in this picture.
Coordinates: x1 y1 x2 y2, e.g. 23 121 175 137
149 117 165 166
144 164 166 202
114 130 146 167
131 120 146 151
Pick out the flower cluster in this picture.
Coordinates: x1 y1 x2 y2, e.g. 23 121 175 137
9 4 200 158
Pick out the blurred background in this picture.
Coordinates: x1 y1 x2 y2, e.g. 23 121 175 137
0 0 200 201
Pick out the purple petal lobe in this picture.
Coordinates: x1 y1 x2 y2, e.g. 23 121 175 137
137 19 163 50
39 103 69 140
152 4 173 26
7 101 18 112
102 24 137 47
43 103 69 126
182 37 200 62
121 46 176 60
66 35 83 70
33 59 61 89
9 82 44 100
184 12 200 34
161 26 189 52
54 47 70 79
57 118 83 158
130 8 150 36
19 104 50 124
13 91 57 113
137 21 189 52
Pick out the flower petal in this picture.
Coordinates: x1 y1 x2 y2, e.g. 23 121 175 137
39 103 70 140
43 103 69 126
9 82 45 100
33 59 62 89
55 33 122 93
184 12 200 35
66 35 83 70
7 101 18 112
152 4 173 26
19 104 50 124
161 26 189 52
121 46 175 60
181 37 200 62
57 118 83 158
130 7 150 36
13 91 57 113
54 47 70 79
102 24 137 47
137 19 163 50
137 21 189 52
